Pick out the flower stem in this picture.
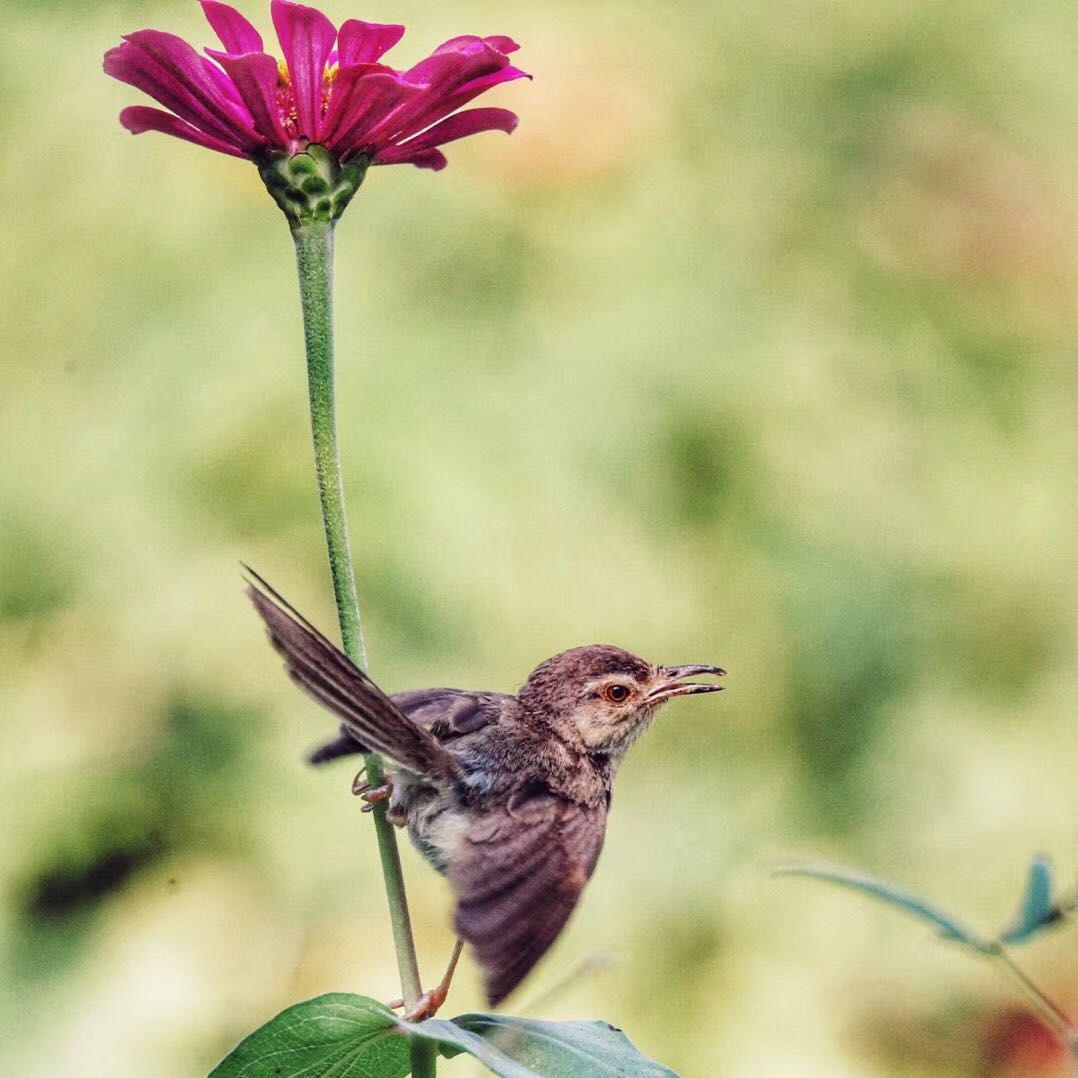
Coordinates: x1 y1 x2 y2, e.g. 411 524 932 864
292 219 436 1078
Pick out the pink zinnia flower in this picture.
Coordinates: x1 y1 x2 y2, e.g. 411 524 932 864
104 0 526 173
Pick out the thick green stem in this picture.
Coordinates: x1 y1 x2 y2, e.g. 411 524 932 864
292 220 436 1078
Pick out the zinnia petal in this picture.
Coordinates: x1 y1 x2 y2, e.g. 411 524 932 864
376 146 447 170
204 55 247 110
365 38 508 147
375 107 518 163
337 19 405 65
200 1 264 54
320 65 410 153
106 7 527 181
207 49 288 145
484 35 520 54
120 105 248 157
271 0 337 140
448 64 531 107
408 35 507 83
393 65 530 144
105 32 259 149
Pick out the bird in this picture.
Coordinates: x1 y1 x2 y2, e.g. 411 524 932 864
245 568 724 1015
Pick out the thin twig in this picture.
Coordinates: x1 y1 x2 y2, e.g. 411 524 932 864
988 944 1075 1043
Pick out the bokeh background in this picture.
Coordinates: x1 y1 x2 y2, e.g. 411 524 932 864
2 0 1076 1074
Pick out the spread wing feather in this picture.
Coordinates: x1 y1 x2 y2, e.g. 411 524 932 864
450 790 606 1005
244 567 460 782
308 688 507 765
394 689 508 739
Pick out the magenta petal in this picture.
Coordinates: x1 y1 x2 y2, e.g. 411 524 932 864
408 35 506 82
379 107 518 161
429 35 489 57
428 66 530 127
125 30 257 132
374 146 447 170
320 65 401 149
200 1 263 54
365 45 508 147
204 55 247 109
386 65 529 146
337 19 405 65
105 32 259 149
325 72 427 161
207 49 287 145
120 105 247 157
484 35 520 55
271 0 337 140
457 64 532 94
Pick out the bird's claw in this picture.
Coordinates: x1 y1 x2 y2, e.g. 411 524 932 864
385 940 463 1022
384 985 446 1021
402 985 450 1022
359 780 393 813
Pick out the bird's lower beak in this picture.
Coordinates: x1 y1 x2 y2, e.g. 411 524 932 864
647 664 726 702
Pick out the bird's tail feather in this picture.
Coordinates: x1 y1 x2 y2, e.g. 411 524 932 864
244 566 460 781
308 731 367 765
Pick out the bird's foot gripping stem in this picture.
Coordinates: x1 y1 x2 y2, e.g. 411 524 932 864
355 780 390 810
388 939 464 1022
354 776 406 825
358 781 392 810
394 984 450 1023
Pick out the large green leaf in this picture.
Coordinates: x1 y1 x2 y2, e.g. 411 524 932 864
1000 855 1061 945
210 995 678 1077
209 994 410 1078
407 1013 678 1077
775 863 993 954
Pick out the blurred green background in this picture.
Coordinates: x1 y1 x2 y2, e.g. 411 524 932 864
2 0 1075 1074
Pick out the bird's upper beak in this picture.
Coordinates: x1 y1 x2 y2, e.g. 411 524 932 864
647 663 726 702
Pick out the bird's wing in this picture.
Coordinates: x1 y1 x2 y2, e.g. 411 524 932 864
309 689 508 764
450 788 607 1005
394 688 510 739
245 567 461 782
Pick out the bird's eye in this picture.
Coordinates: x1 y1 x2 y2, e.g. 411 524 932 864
602 683 632 704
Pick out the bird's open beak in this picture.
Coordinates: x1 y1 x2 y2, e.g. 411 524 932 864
647 664 726 702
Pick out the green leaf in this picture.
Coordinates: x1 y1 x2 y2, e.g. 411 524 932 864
209 993 410 1078
405 1013 678 1077
775 862 994 954
210 995 678 1078
1000 855 1061 945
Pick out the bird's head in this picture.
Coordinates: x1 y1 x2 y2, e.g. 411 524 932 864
517 644 725 759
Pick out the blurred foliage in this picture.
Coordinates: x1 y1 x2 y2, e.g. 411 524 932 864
1 0 1075 1074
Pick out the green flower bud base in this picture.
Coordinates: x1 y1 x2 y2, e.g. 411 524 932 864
257 144 370 226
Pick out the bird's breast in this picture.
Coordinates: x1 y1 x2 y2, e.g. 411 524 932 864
393 780 469 875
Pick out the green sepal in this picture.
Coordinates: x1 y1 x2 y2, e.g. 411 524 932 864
256 144 370 226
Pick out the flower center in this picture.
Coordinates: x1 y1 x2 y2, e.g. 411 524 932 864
274 60 339 143
275 61 298 140
322 64 337 123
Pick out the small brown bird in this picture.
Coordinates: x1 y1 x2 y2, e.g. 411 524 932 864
246 570 724 1013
